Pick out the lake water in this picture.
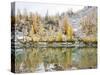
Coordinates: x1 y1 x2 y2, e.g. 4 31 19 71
15 47 97 73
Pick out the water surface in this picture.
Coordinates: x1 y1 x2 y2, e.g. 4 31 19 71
15 47 97 73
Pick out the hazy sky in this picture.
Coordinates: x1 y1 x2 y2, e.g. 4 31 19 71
15 2 84 16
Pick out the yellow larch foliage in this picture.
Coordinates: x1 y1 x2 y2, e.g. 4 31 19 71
63 17 73 41
56 32 63 41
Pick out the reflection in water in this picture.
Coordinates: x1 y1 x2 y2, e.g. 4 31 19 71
15 47 97 73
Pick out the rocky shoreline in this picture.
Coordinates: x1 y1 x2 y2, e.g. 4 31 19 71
12 41 97 49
